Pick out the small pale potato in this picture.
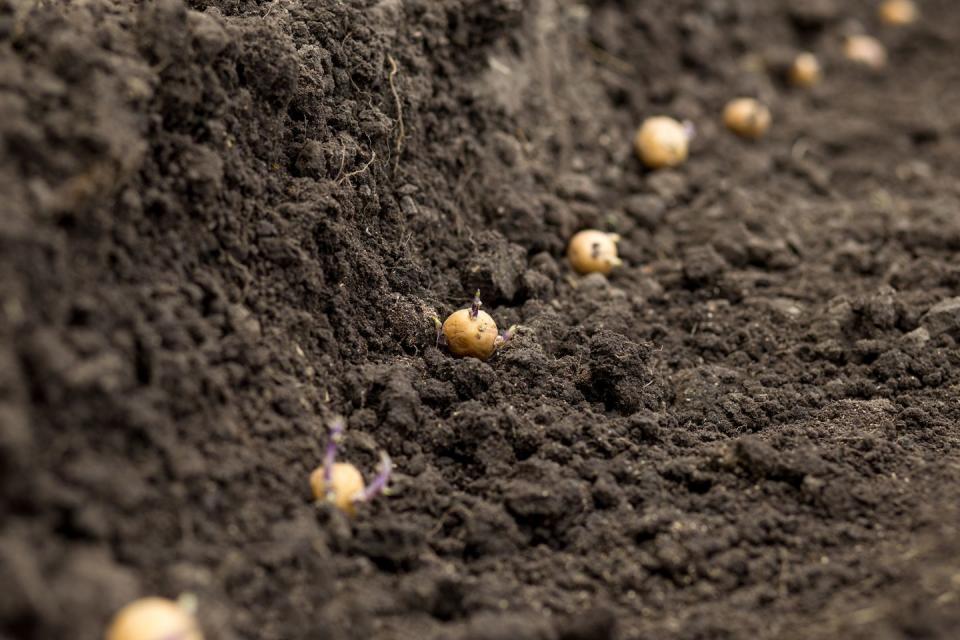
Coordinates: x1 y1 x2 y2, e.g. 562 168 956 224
635 116 689 169
879 0 918 26
567 230 622 275
723 98 772 140
442 308 499 361
106 597 202 640
311 462 365 515
844 35 887 69
790 52 822 88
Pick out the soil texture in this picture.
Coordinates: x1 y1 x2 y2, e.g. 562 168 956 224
3 0 960 638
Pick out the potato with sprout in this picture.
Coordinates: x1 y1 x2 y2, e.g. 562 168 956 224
438 291 516 361
635 116 692 169
723 98 772 140
106 597 202 640
310 462 365 514
310 417 392 517
567 230 622 275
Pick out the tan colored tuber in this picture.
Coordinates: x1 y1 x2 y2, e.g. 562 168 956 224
635 116 690 169
789 52 822 88
879 0 918 26
844 35 887 69
105 597 202 640
442 307 499 360
567 230 622 275
723 98 772 140
311 417 392 516
436 292 515 361
310 462 365 516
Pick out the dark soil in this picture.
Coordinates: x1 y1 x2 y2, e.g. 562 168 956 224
3 0 960 638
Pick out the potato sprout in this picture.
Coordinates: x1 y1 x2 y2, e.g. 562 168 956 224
879 0 918 26
790 52 822 88
567 230 622 275
723 98 772 140
844 35 887 69
105 597 202 640
635 116 691 169
310 417 392 516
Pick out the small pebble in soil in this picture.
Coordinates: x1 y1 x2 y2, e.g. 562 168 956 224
723 98 772 139
567 229 622 275
790 52 822 88
844 35 887 69
920 297 960 337
106 597 203 640
634 116 690 169
879 0 918 26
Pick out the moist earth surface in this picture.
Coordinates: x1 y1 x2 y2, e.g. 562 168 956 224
2 0 960 638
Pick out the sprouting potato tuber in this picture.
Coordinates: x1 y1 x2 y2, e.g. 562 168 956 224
790 52 822 88
106 597 202 640
567 230 622 275
434 292 515 360
879 0 918 26
635 116 690 169
311 417 392 516
723 98 772 140
310 462 365 515
844 35 887 69
442 306 499 361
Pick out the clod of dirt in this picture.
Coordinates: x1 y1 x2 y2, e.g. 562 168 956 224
683 245 728 288
623 194 667 230
556 607 617 640
0 535 49 630
787 0 839 29
580 330 661 413
920 297 960 337
723 436 824 487
459 233 527 303
351 519 426 571
454 611 555 640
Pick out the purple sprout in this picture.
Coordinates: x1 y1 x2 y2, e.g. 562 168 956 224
322 416 346 500
321 415 393 509
494 324 518 350
358 451 393 503
469 289 482 319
